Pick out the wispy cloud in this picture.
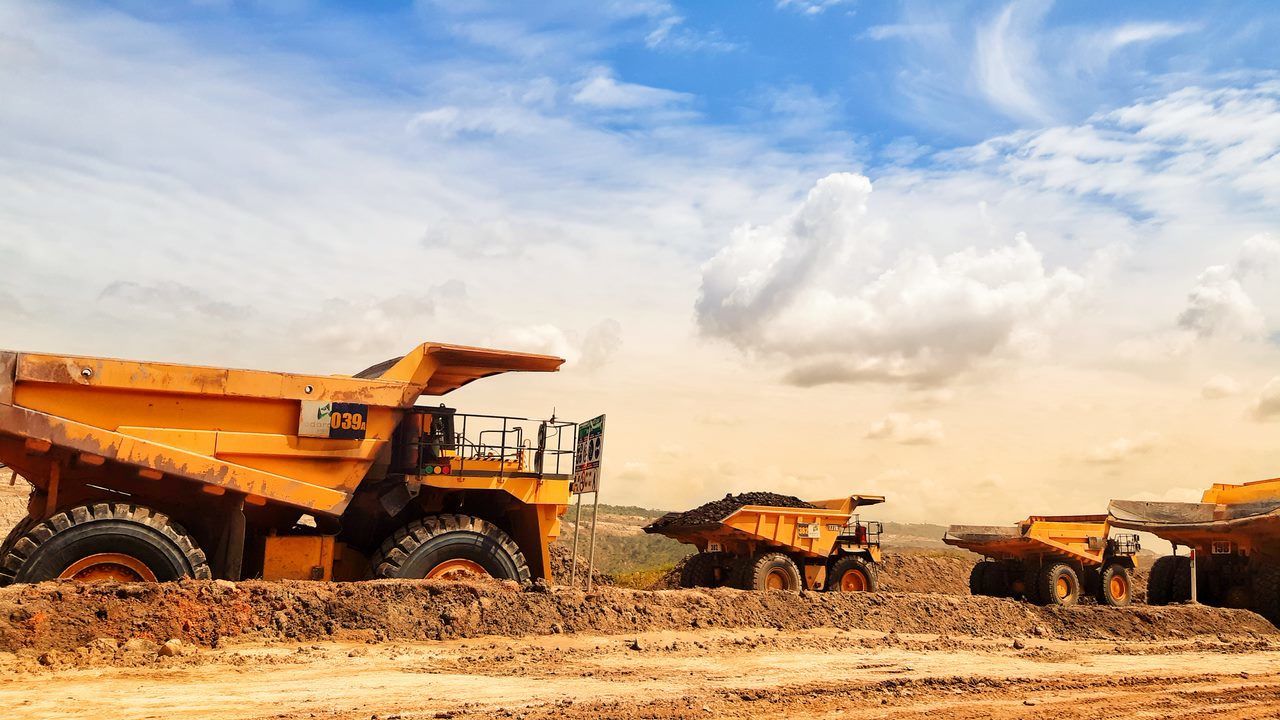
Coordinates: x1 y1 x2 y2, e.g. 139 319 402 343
775 0 854 16
974 1 1055 124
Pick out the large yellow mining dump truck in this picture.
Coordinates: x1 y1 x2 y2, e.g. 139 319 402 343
0 343 578 584
1110 477 1280 621
644 493 885 592
944 515 1140 606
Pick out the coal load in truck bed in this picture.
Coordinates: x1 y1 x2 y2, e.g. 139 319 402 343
645 492 817 532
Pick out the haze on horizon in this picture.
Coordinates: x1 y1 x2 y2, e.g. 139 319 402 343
1 0 1278 526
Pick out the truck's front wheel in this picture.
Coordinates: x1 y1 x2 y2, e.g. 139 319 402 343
371 514 531 584
0 503 211 585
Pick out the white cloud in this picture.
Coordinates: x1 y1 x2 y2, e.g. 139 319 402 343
1252 378 1280 421
1084 432 1162 464
1176 264 1266 340
571 68 692 109
973 2 1054 124
861 23 949 42
1201 374 1242 399
865 413 945 445
578 318 623 372
644 14 738 53
696 172 1091 386
775 0 854 15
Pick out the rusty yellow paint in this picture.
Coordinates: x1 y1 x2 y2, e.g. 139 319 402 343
262 535 335 581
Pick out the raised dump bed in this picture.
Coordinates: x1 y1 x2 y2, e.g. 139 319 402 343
1110 476 1280 621
944 514 1140 606
644 492 885 592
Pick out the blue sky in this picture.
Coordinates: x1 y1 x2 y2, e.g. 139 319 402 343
2 1 1280 518
96 0 1280 156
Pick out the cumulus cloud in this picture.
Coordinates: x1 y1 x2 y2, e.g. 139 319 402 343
1201 374 1242 399
494 318 623 371
1083 432 1162 464
1176 264 1266 340
865 413 945 445
696 172 1090 386
1252 378 1280 421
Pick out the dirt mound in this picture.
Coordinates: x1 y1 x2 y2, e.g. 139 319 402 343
0 580 1271 654
879 553 974 594
548 543 612 587
645 492 815 532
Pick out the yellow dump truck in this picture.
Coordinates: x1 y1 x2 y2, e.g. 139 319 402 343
0 343 579 584
1110 477 1280 621
944 515 1140 606
644 493 885 592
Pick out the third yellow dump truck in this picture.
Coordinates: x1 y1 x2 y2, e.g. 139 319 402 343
1111 476 1280 621
944 514 1140 606
0 343 580 585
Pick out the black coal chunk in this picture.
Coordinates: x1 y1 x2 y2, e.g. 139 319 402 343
644 492 816 532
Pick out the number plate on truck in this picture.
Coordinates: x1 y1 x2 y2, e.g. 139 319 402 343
299 401 369 439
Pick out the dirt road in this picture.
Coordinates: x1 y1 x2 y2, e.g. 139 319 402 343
3 627 1279 719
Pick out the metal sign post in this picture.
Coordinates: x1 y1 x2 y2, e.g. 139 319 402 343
570 415 606 590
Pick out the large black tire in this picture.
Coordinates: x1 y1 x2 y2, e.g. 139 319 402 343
0 503 210 585
1020 562 1042 604
1098 563 1133 607
1147 555 1191 606
826 554 878 592
1249 564 1280 623
370 514 530 583
968 561 990 596
982 562 1011 597
741 552 801 592
1038 562 1081 606
679 552 726 588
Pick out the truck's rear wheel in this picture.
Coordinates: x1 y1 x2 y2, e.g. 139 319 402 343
1249 564 1280 622
0 503 211 585
827 554 877 592
1038 562 1081 606
679 552 726 588
743 553 801 592
1098 563 1132 607
968 561 990 596
1147 555 1190 605
370 514 531 584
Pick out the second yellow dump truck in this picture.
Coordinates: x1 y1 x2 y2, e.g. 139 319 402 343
1110 476 1280 621
944 515 1140 606
0 343 580 585
644 493 885 592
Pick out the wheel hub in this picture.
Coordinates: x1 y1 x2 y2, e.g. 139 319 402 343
1109 574 1128 601
425 558 490 580
1055 576 1071 599
765 569 788 590
840 569 867 592
58 553 158 583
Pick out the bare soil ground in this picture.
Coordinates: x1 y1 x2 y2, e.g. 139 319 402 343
4 623 1279 719
2 580 1278 718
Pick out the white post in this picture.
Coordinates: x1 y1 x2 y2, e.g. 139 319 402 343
1190 547 1198 604
569 492 583 587
586 490 600 591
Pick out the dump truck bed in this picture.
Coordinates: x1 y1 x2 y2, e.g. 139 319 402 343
646 494 884 559
943 514 1113 566
0 343 565 516
1110 498 1280 547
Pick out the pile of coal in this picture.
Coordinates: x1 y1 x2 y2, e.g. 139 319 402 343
644 492 816 532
